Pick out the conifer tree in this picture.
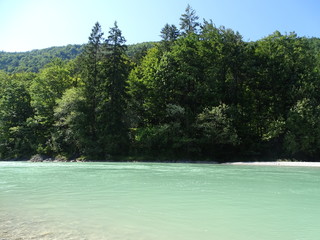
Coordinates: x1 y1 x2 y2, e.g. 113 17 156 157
102 22 130 155
160 24 180 51
78 22 105 157
160 24 180 42
179 5 200 35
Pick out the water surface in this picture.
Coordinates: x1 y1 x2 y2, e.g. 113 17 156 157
0 162 319 240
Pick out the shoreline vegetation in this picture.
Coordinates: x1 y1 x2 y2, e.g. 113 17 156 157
1 154 320 167
1 5 320 162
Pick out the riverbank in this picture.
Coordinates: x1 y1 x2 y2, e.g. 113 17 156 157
226 161 320 167
1 154 320 167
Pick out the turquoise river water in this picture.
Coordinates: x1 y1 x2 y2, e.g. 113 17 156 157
0 161 319 240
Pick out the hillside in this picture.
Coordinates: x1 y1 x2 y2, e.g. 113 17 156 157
0 42 155 73
0 45 84 73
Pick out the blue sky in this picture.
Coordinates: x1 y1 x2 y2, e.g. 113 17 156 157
0 0 319 52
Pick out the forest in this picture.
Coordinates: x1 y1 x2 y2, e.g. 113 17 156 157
1 5 320 161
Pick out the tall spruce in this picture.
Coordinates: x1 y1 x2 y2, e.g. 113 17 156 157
179 5 200 35
160 24 180 51
102 21 130 155
78 22 105 157
160 24 180 42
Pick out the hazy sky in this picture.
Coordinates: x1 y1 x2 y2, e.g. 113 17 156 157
0 0 319 52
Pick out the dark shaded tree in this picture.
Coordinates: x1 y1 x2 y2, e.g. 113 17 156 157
77 22 105 157
101 21 130 155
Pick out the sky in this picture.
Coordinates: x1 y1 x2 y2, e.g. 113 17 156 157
0 0 319 52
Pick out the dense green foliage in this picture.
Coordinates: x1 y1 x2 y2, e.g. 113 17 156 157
1 6 320 161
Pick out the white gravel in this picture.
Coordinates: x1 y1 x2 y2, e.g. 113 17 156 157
226 161 320 167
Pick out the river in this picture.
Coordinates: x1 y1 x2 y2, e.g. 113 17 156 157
0 161 319 240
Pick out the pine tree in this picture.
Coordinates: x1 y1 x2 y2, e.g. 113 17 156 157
160 24 180 51
160 23 180 42
179 5 200 35
78 22 105 157
102 21 130 155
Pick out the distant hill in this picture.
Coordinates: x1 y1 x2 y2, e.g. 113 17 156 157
126 42 156 61
0 42 156 73
0 45 84 73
